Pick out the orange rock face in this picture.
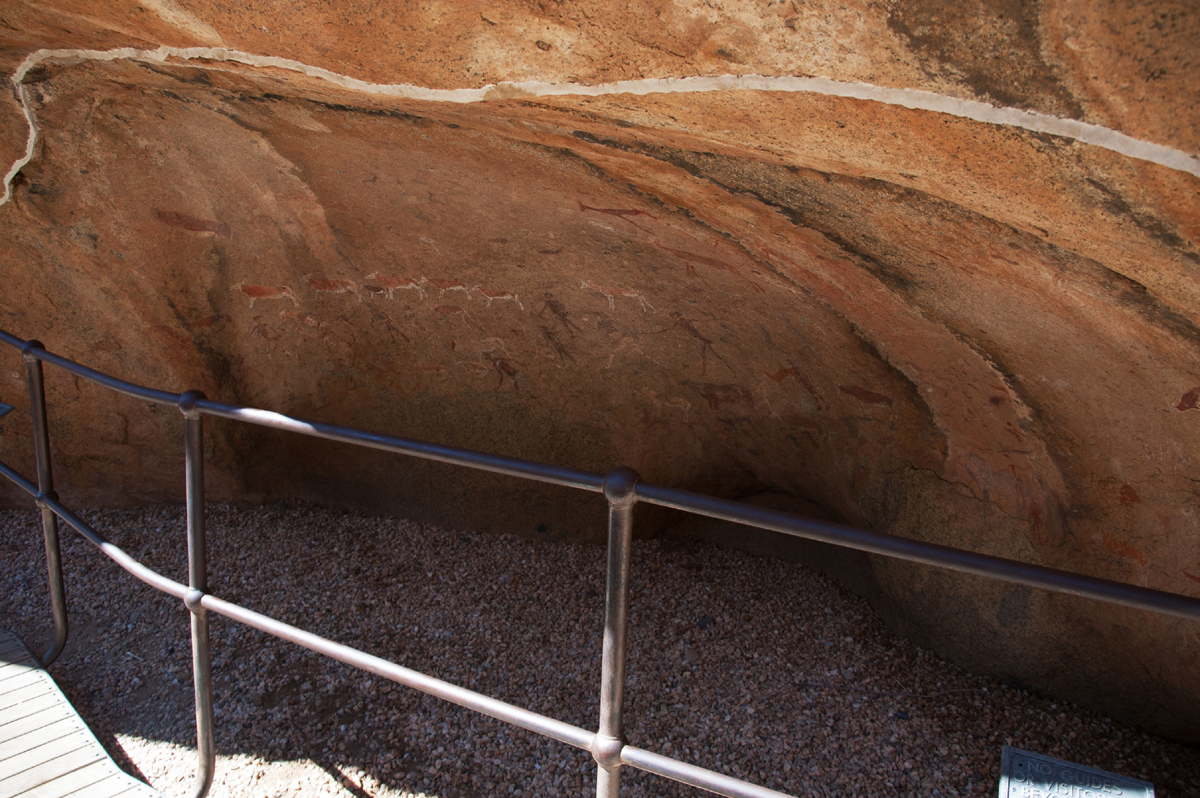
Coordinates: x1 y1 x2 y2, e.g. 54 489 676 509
0 2 1197 741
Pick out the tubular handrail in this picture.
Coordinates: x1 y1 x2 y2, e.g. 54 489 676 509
0 458 599 748
634 483 1200 621
0 460 188 600
0 331 181 406
194 398 605 492
1 329 1198 798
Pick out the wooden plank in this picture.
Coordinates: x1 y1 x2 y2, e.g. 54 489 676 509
25 760 126 798
0 717 85 764
0 688 58 719
0 642 35 658
0 654 38 679
0 681 56 713
62 771 155 798
109 774 161 796
0 638 27 658
104 786 152 798
0 672 45 698
0 672 39 691
0 633 33 652
0 743 104 798
54 771 130 798
0 732 91 777
0 664 38 685
0 632 160 797
0 694 69 732
0 671 44 699
0 706 75 744
106 786 161 798
0 648 27 666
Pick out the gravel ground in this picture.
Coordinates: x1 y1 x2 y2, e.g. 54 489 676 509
1 503 1197 798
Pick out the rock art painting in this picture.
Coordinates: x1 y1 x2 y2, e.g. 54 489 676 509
0 2 1198 742
232 283 299 307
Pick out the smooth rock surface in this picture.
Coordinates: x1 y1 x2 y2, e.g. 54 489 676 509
0 2 1197 742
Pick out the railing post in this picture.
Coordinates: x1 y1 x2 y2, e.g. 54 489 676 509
593 467 640 798
180 390 215 798
23 340 67 667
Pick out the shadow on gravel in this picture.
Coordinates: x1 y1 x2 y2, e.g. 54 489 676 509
3 503 1198 798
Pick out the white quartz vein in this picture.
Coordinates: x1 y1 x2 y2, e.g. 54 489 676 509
4 45 1199 205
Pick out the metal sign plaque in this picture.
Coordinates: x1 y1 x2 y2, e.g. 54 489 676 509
999 746 1154 798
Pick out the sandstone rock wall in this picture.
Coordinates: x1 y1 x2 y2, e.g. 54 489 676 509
0 2 1197 741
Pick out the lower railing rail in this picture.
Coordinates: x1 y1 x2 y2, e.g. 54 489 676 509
0 329 1197 798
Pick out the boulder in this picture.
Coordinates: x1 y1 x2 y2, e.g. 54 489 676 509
0 1 1197 741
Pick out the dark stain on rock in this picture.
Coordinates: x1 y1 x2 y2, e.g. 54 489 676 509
154 208 231 238
621 140 1200 350
306 98 436 129
66 218 99 254
571 129 605 146
136 61 214 86
1102 268 1200 348
1119 484 1140 505
613 142 924 295
698 383 754 411
195 314 231 329
997 585 1030 628
21 65 51 84
718 415 754 432
1084 177 1197 259
24 177 64 204
886 0 1083 117
1177 387 1200 411
839 385 893 406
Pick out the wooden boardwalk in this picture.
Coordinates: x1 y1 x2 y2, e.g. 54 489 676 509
0 630 160 798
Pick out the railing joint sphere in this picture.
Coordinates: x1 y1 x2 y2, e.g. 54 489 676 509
34 489 58 510
20 339 45 360
184 588 206 614
602 466 640 508
591 733 624 768
179 389 207 419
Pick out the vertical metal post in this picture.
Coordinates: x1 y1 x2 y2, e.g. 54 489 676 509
180 390 215 798
23 341 67 667
593 467 640 798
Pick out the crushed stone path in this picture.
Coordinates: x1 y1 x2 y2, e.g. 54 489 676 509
1 504 1197 797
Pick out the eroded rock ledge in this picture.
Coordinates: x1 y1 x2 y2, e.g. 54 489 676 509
0 2 1197 742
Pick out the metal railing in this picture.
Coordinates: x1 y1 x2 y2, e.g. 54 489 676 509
1 328 1198 798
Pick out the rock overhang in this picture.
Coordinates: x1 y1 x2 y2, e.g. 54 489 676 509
0 1 1198 743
